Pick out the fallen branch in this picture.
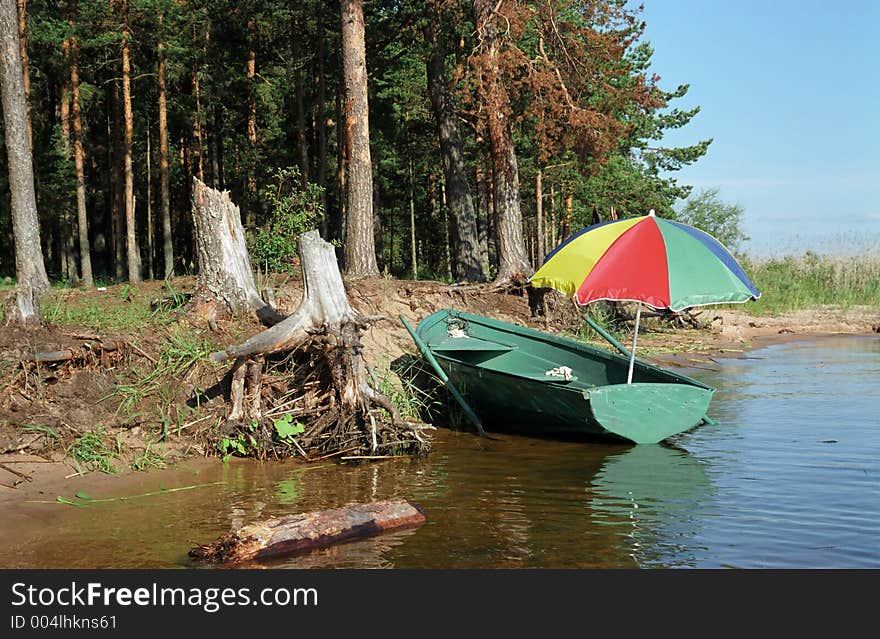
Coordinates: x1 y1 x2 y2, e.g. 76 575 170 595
0 462 32 481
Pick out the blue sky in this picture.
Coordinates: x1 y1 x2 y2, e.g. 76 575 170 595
636 0 880 256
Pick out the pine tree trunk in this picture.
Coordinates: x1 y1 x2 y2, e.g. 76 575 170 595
535 168 544 266
340 0 378 276
315 21 328 230
191 66 203 182
246 20 257 227
214 105 224 188
563 188 573 238
69 11 93 288
473 0 531 284
15 0 30 152
293 20 309 189
157 26 174 278
475 159 490 275
441 180 451 280
59 35 78 284
145 126 154 280
111 82 125 281
0 0 48 325
409 159 417 278
334 75 346 243
120 2 140 282
425 21 483 283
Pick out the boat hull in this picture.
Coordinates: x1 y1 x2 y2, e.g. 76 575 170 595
413 309 715 444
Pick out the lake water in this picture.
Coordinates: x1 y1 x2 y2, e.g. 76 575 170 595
1 335 877 569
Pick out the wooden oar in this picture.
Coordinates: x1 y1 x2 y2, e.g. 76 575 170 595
400 316 486 437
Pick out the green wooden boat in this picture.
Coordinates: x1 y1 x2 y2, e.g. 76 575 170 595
404 309 715 444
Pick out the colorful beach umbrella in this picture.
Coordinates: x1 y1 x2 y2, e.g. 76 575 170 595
530 211 760 382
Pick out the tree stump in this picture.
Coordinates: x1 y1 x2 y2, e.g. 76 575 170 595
190 177 282 324
209 230 431 460
4 287 42 328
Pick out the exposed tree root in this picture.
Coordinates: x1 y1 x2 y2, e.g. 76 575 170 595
205 231 431 462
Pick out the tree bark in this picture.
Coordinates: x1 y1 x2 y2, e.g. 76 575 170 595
535 168 544 266
425 21 483 283
475 159 490 275
292 20 309 189
473 0 531 284
145 126 153 280
210 230 360 363
340 0 378 276
190 498 426 563
190 178 281 323
120 1 140 282
157 23 174 278
409 159 417 278
246 19 257 227
59 34 77 284
69 6 93 288
0 0 48 325
315 20 328 229
110 80 125 280
563 187 573 238
191 66 203 182
334 71 346 243
15 0 30 151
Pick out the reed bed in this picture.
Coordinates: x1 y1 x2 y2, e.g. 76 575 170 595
739 251 880 314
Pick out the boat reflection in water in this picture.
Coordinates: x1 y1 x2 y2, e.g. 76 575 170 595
589 444 715 568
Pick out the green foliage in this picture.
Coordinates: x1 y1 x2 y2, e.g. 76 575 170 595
130 440 168 471
3 0 713 288
273 413 305 440
674 188 749 252
578 303 629 348
375 360 439 421
111 325 218 417
218 431 260 462
570 41 712 224
66 431 117 475
42 285 173 332
249 167 323 274
23 424 61 441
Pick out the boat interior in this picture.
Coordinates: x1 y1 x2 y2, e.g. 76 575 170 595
426 325 676 390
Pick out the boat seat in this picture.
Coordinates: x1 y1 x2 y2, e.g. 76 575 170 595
475 352 580 384
429 337 516 353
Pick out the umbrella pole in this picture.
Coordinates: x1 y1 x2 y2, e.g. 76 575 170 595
626 302 642 384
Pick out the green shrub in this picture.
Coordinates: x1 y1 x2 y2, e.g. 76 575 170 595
249 166 324 274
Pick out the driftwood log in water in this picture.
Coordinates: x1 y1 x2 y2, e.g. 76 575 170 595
189 498 426 563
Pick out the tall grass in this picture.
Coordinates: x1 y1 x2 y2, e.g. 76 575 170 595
739 252 880 314
42 285 171 331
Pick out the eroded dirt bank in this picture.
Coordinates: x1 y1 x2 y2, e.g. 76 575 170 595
1 275 877 504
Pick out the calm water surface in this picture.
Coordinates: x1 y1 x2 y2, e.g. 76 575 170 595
1 335 877 569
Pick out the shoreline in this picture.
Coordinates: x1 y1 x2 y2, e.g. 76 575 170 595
1 279 877 508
